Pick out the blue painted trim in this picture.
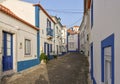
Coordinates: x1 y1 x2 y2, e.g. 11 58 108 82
90 42 94 79
47 43 50 59
11 34 13 69
101 33 114 84
62 52 66 55
35 6 39 27
35 6 40 62
68 50 79 52
78 33 80 51
17 59 39 72
91 0 93 28
50 44 52 52
3 32 13 71
93 77 97 84
44 42 46 54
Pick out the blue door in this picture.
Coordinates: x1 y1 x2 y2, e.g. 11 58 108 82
44 42 46 55
2 32 13 71
47 44 50 59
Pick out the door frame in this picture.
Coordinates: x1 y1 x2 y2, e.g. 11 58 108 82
101 34 114 84
2 31 13 71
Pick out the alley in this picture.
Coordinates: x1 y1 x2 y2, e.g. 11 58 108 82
1 52 89 84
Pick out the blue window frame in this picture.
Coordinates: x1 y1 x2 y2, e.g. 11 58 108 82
101 34 114 84
90 43 94 79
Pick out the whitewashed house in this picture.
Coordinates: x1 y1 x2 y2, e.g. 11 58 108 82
35 4 55 59
61 25 67 55
79 0 91 56
0 0 56 73
89 0 120 84
2 0 56 60
67 26 79 52
52 16 63 56
0 4 39 77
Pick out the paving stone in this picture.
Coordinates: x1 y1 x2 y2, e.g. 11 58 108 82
1 52 89 84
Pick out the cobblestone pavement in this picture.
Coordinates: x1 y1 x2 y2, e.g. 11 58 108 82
1 52 89 84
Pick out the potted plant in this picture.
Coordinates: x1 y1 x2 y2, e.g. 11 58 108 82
53 55 58 59
40 53 48 64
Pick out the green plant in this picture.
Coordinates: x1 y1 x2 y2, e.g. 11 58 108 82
53 55 57 59
40 53 48 63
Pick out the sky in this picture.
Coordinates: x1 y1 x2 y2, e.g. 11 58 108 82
23 0 84 28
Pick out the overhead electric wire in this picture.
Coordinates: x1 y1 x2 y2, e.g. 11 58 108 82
67 16 83 28
46 9 84 14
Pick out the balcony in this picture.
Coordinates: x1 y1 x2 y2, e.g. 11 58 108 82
46 28 53 39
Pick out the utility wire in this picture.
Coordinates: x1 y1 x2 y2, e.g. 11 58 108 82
67 16 83 28
46 9 83 14
46 8 83 11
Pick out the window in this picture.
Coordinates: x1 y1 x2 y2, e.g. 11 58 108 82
7 34 11 56
47 19 51 28
91 0 93 28
69 42 74 48
25 39 31 55
87 34 89 41
50 44 52 52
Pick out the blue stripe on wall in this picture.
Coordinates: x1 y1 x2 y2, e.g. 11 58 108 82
35 6 40 62
17 59 39 72
68 50 79 52
90 43 94 79
101 33 114 84
90 42 97 84
35 6 40 27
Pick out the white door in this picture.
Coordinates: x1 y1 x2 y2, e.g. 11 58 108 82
104 47 111 84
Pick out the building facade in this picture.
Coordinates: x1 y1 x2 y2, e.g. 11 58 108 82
61 26 67 55
67 26 79 52
90 0 120 84
0 0 64 73
79 0 91 56
0 4 39 77
52 16 63 56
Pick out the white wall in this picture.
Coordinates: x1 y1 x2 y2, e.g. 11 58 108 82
2 0 55 55
2 0 35 26
61 27 67 52
91 0 120 84
79 13 90 56
52 17 63 55
40 10 54 54
68 34 78 51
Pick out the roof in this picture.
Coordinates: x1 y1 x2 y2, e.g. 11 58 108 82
0 4 39 30
73 26 79 28
33 4 55 24
67 29 78 35
51 16 63 27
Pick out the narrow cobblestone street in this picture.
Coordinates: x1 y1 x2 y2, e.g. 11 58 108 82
1 52 89 84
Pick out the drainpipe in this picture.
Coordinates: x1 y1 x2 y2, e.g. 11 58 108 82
35 5 40 63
